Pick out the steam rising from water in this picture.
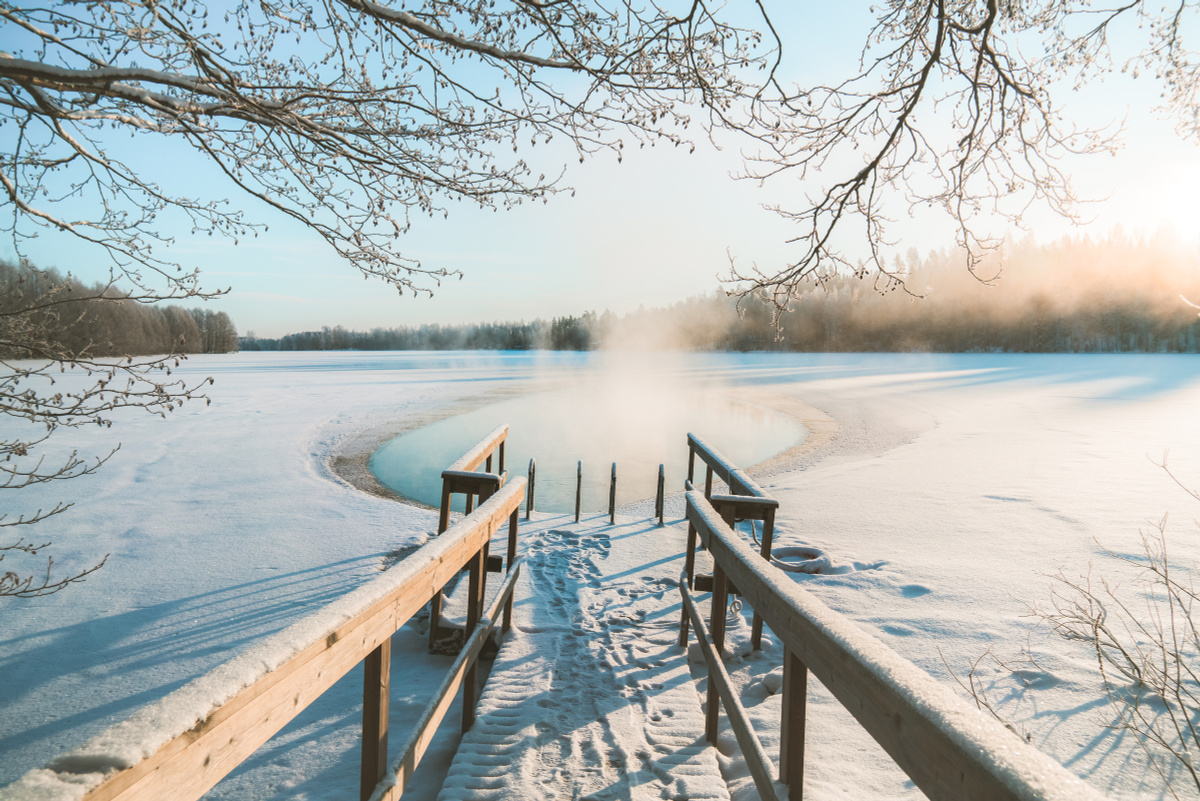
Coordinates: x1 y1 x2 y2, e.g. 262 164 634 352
370 355 806 512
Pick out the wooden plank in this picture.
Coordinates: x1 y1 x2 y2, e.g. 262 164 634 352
681 580 780 801
685 491 1106 801
369 559 523 801
441 470 504 496
708 494 779 518
79 480 526 801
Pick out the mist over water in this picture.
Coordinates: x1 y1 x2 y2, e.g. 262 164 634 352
369 369 807 513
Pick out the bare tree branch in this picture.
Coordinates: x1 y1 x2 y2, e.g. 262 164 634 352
723 0 1197 323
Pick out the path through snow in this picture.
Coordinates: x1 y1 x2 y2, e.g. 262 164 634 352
438 519 729 801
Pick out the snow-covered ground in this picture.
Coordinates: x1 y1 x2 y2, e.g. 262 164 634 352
3 351 1200 800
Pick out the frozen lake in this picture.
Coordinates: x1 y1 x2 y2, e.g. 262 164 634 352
4 350 1200 799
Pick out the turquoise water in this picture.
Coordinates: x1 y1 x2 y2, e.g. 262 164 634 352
370 385 807 513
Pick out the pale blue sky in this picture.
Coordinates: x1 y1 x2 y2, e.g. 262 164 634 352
9 4 1200 338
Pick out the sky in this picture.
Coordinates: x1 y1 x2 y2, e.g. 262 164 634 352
7 4 1200 339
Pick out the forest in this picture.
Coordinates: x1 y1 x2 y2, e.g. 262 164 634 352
0 261 239 358
241 232 1200 354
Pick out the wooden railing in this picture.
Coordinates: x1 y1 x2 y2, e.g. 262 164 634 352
12 438 525 801
682 433 778 650
436 423 508 533
429 424 509 648
680 488 1106 801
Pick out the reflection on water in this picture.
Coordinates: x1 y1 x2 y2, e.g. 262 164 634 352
370 382 806 513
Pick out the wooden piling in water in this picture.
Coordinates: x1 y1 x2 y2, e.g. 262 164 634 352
575 461 582 523
526 458 535 519
609 462 616 525
655 463 665 526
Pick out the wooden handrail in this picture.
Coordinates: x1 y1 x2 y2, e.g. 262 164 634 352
687 432 768 499
682 434 777 651
436 424 509 535
13 478 526 801
430 425 511 647
683 490 1106 801
445 423 507 474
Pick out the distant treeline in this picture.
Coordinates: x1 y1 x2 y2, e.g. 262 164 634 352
243 231 1200 354
242 312 600 352
1 260 239 358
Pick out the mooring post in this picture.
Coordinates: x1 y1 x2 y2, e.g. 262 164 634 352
526 457 535 519
609 462 616 525
575 460 582 523
655 463 665 526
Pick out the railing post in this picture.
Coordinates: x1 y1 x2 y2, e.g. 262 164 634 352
360 639 390 801
498 440 505 474
687 442 696 487
438 478 452 535
656 463 665 526
430 477 454 649
751 506 776 650
609 462 617 525
679 519 698 647
706 560 728 744
462 545 485 732
504 508 518 631
575 460 582 523
526 458 535 519
780 647 808 789
704 464 714 499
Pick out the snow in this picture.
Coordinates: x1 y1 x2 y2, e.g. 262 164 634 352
3 351 1200 800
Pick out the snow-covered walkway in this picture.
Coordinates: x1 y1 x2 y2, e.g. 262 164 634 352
438 516 729 801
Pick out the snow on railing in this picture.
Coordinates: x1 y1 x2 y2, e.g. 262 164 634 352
686 432 767 499
682 488 1108 801
3 444 525 801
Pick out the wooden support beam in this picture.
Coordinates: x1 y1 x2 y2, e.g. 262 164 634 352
779 647 807 790
504 510 518 632
462 545 485 732
678 519 698 648
360 640 391 801
706 560 727 745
